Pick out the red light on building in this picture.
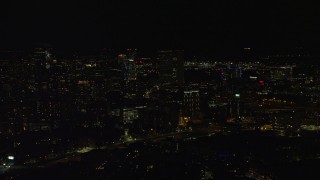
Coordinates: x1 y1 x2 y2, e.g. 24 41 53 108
259 80 265 84
135 59 143 65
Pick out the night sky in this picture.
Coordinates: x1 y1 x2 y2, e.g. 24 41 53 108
1 1 320 51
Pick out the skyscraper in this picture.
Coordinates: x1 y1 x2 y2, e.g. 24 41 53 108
183 90 200 116
28 48 56 131
118 49 138 83
157 50 184 87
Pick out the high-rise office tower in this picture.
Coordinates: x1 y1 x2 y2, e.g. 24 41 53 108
118 49 138 83
157 50 184 87
183 90 200 116
27 48 57 131
228 93 242 118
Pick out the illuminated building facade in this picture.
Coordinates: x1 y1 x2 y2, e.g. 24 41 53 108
183 90 200 116
157 50 184 87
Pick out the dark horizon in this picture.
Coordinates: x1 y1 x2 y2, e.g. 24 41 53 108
1 46 319 60
1 1 320 50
